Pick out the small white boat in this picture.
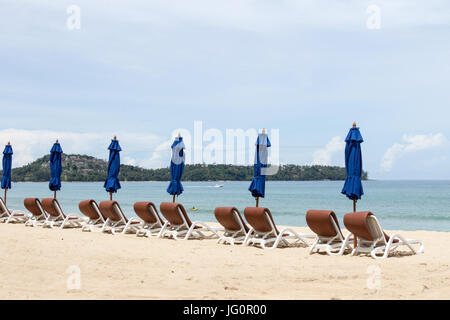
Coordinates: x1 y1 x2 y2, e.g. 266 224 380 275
213 184 224 188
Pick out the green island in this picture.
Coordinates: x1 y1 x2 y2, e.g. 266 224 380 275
3 154 368 182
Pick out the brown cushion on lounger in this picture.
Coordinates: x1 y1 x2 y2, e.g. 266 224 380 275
214 207 249 232
24 198 43 217
306 210 343 238
99 200 123 222
344 211 398 243
134 202 160 223
343 211 375 241
79 200 101 219
41 198 61 217
244 207 279 233
160 202 193 227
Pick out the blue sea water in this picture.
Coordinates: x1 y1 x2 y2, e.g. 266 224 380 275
4 181 450 232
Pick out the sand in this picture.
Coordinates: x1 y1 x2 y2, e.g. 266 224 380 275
0 222 448 300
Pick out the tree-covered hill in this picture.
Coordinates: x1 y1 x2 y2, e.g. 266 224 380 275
1 154 368 182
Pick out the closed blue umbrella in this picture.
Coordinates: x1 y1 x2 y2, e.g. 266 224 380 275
341 123 364 248
1 142 13 204
248 131 271 207
167 135 185 202
104 137 122 200
49 140 63 198
341 123 364 206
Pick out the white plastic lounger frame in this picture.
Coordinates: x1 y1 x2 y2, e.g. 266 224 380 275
216 208 248 245
101 202 141 235
135 205 167 238
352 215 424 259
159 205 222 240
24 199 48 227
244 226 314 250
136 220 167 237
42 199 84 229
0 197 29 224
80 200 106 232
309 216 353 256
244 209 315 250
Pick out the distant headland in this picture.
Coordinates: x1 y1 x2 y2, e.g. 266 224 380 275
3 154 368 182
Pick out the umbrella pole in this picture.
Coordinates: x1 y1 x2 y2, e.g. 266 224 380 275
110 192 112 201
353 199 357 247
4 189 6 205
54 191 56 199
172 195 176 203
256 197 259 208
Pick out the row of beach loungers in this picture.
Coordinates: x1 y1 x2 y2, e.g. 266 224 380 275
0 196 424 259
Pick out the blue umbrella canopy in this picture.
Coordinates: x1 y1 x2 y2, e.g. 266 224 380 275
104 138 122 194
49 141 63 192
341 124 364 201
248 133 271 202
1 143 13 191
167 136 185 198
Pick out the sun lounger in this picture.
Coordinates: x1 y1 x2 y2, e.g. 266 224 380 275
0 197 29 224
159 202 222 240
134 202 167 237
79 199 107 232
24 198 48 227
306 210 353 255
214 207 249 245
99 200 141 234
243 207 314 249
41 198 84 229
343 211 424 259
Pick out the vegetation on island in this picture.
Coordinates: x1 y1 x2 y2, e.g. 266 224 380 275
2 154 368 182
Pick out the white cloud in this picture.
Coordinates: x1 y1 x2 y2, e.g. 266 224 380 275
381 133 447 171
312 136 345 165
138 139 173 169
0 128 164 168
81 0 450 31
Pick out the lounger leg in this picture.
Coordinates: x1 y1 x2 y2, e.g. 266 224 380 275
371 234 424 259
60 217 69 229
243 228 254 246
177 225 195 240
269 234 283 249
309 238 319 254
101 218 111 233
157 222 169 238
329 233 353 256
121 221 132 234
391 234 424 255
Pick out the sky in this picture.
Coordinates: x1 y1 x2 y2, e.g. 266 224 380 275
1 0 449 179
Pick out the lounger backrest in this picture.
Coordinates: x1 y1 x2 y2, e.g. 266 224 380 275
366 215 393 242
306 210 343 238
24 198 46 217
41 198 65 218
160 202 192 227
214 207 249 232
344 211 392 243
79 199 104 220
244 207 278 234
343 211 377 241
134 202 163 224
0 197 9 215
99 201 128 223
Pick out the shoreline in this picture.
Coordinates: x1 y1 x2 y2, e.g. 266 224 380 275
10 179 450 183
0 223 448 300
12 180 356 183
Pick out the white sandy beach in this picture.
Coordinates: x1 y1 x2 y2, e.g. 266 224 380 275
0 223 448 300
